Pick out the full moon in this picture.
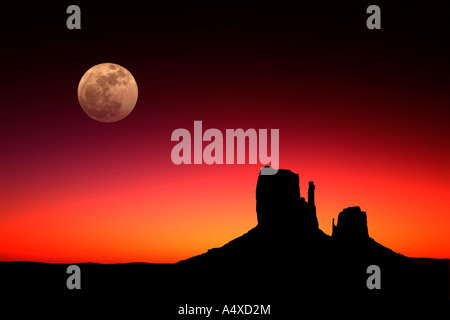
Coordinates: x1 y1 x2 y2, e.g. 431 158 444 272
77 63 138 122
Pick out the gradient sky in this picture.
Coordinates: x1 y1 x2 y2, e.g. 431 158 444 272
1 2 449 263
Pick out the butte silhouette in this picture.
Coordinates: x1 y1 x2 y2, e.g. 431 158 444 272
178 167 449 301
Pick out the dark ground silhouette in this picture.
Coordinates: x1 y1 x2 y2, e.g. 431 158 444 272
1 168 448 315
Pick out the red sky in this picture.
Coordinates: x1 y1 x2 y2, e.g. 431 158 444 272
0 2 449 263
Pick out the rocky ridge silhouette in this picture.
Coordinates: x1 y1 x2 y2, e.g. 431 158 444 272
178 167 449 301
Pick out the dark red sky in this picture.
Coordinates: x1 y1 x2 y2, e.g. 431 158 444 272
1 2 449 262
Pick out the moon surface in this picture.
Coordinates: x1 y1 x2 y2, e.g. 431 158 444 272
78 63 138 122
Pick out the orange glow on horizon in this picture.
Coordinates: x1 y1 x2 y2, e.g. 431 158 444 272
1 157 449 263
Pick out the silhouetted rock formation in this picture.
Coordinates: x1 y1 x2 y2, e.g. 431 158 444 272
256 168 299 228
332 206 369 240
256 167 319 231
308 181 315 206
179 167 449 301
